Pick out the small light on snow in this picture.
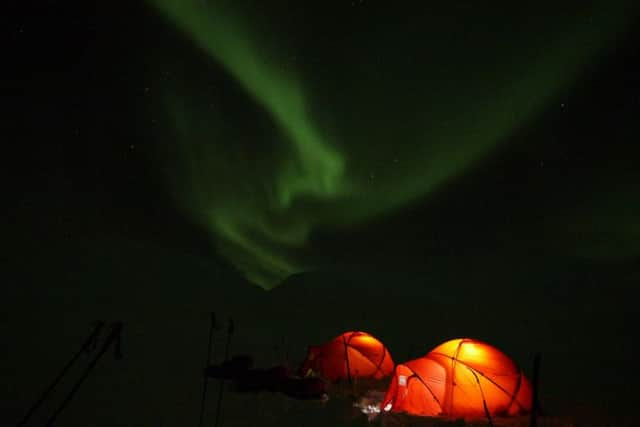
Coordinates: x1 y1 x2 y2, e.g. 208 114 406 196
357 403 381 415
354 390 387 417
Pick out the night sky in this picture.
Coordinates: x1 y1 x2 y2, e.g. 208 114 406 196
3 1 640 426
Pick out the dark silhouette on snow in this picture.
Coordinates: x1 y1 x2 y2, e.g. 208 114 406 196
204 355 328 401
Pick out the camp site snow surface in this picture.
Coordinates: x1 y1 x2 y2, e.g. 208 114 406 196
3 237 638 426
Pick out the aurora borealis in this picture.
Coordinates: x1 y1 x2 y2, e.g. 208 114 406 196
5 2 640 425
149 0 638 289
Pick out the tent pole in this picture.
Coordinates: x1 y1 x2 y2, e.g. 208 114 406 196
343 335 352 385
197 312 216 427
482 396 494 427
16 321 104 427
530 353 541 427
468 367 493 427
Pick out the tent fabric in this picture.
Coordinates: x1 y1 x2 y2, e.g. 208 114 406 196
299 331 394 382
381 338 532 419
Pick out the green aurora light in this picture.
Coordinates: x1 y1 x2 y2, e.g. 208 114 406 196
148 0 636 289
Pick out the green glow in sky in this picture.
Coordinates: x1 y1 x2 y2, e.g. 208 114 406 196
149 0 635 288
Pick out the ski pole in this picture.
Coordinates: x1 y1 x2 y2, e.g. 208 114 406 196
197 312 216 427
213 317 234 427
44 322 123 427
16 321 104 427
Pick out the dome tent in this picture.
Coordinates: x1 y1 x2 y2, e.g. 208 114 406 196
299 331 394 383
381 338 532 419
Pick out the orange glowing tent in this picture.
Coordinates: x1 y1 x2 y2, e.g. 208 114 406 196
299 331 394 383
381 338 532 419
